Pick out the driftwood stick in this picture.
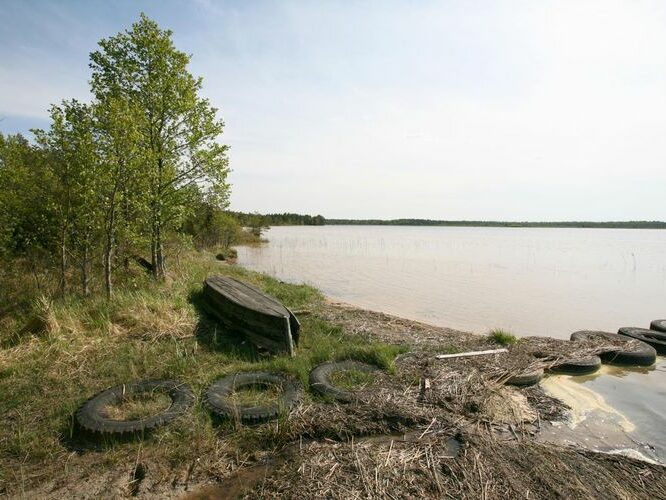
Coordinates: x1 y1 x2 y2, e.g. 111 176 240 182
435 348 508 360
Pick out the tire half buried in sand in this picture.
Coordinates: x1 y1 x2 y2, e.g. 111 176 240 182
204 372 302 423
570 330 656 366
649 319 666 333
547 356 602 375
76 379 195 437
618 327 666 355
309 360 381 403
506 368 544 387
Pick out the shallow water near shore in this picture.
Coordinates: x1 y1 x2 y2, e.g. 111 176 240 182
237 225 666 461
540 362 666 463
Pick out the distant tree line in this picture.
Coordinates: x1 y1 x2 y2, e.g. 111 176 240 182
325 219 666 229
231 212 326 227
225 213 666 230
0 15 230 298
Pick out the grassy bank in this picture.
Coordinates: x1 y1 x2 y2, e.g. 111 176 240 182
0 249 403 495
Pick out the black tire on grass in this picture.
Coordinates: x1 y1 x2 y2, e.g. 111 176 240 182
618 327 666 355
204 372 302 423
547 356 601 375
650 319 666 333
506 368 544 387
75 379 195 436
309 360 381 403
570 330 656 366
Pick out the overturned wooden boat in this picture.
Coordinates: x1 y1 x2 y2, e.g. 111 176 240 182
202 275 300 356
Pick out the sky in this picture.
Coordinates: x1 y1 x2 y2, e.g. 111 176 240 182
1 0 665 221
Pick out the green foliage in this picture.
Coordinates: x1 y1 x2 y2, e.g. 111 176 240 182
1 13 231 296
232 211 326 227
488 328 518 345
183 201 241 250
0 133 57 256
90 13 230 279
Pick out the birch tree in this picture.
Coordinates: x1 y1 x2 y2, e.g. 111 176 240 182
89 13 230 280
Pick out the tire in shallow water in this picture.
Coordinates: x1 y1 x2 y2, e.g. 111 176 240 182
204 372 302 423
506 368 544 387
618 327 666 355
547 356 602 375
76 379 195 436
650 319 666 333
309 360 381 403
570 330 656 366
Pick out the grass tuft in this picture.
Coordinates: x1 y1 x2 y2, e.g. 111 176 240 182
488 328 518 345
329 369 376 390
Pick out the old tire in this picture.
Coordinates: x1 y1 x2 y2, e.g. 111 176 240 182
570 330 656 366
547 356 602 375
506 368 544 387
76 379 195 436
650 319 666 333
204 372 302 423
618 327 666 355
309 360 381 403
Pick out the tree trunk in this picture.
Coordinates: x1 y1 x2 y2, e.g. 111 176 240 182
81 243 90 296
104 209 115 299
151 157 166 281
104 181 119 299
59 224 67 297
155 218 166 280
150 222 158 280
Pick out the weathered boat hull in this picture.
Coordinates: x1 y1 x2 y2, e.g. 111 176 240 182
202 275 300 356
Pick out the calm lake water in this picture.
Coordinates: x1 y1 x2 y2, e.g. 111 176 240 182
237 225 666 461
238 225 666 337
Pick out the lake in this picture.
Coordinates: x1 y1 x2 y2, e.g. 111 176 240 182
237 225 666 462
237 225 666 337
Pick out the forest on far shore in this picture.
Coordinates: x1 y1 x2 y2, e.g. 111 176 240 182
231 212 666 229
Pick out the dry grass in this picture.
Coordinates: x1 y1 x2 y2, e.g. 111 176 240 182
245 432 666 499
111 296 196 341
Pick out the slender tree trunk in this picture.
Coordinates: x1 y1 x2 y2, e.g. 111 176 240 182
151 157 166 280
104 207 115 299
121 177 131 272
155 220 165 279
81 243 90 296
59 224 67 297
150 220 158 280
104 178 120 299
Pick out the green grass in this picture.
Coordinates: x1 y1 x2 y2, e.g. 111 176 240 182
488 328 518 345
0 248 406 493
329 369 376 390
228 384 282 407
105 392 173 421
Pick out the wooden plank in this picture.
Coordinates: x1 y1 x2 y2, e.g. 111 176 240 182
434 348 508 360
